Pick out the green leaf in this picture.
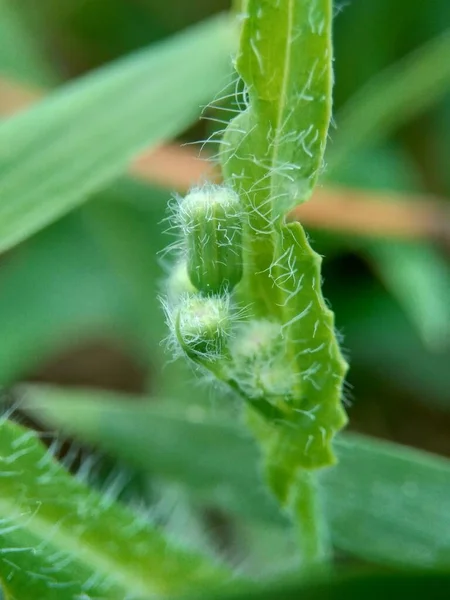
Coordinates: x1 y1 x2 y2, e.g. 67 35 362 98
218 0 346 504
0 13 234 253
26 386 450 568
0 417 228 599
242 219 347 504
324 433 450 568
223 0 333 218
328 29 450 171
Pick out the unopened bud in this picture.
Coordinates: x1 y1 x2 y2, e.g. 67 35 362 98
179 186 243 294
230 319 282 363
175 294 231 359
229 319 296 399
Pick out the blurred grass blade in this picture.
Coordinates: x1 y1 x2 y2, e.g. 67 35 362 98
0 417 228 599
25 385 450 568
24 386 282 525
199 571 450 600
0 212 124 385
331 145 450 351
334 282 450 409
81 181 170 344
0 14 234 253
324 432 450 568
0 177 169 385
366 241 450 351
0 0 54 86
328 30 450 171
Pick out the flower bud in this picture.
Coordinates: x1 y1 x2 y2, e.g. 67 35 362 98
229 319 296 399
230 319 282 363
175 294 231 359
179 186 243 294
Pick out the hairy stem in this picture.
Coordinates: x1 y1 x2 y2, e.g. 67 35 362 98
292 470 331 566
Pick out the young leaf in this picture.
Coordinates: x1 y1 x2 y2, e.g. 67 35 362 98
223 0 333 217
0 13 234 253
219 0 346 505
0 418 229 600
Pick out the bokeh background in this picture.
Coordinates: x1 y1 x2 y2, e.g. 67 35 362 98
0 0 449 564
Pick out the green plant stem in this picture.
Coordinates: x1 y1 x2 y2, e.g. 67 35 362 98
292 470 330 567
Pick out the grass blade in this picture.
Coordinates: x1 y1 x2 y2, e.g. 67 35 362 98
192 570 450 600
0 14 234 253
328 30 450 171
365 241 450 351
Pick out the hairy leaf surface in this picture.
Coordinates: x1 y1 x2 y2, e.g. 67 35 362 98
0 418 228 599
220 0 346 501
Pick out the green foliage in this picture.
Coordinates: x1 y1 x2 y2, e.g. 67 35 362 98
193 571 450 600
328 30 450 171
223 0 346 483
0 13 234 253
328 33 450 350
24 385 450 569
163 4 347 558
0 0 449 598
226 0 333 216
0 418 228 599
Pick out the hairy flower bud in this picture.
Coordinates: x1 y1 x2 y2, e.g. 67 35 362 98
230 319 282 363
229 319 296 399
179 185 243 294
174 294 231 359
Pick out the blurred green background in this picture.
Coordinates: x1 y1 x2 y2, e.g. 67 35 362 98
0 0 449 581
